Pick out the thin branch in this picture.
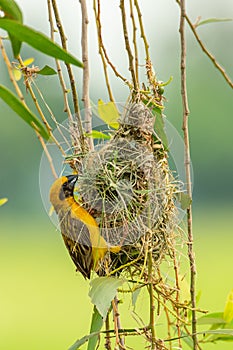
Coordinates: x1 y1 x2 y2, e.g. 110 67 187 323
148 249 157 349
47 0 73 121
93 0 131 92
0 37 58 179
79 0 94 151
179 1 198 349
51 0 86 152
176 0 233 89
32 80 72 153
105 312 112 350
129 0 139 82
112 296 126 349
0 37 25 104
172 251 182 349
133 1 162 104
119 0 138 91
36 132 58 179
93 0 114 101
134 0 150 61
17 56 66 158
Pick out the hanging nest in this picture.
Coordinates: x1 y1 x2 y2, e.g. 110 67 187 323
74 102 178 277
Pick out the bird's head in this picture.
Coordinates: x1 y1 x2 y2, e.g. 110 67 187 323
50 175 78 211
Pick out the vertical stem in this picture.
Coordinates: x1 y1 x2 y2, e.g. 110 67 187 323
129 0 139 82
80 0 94 151
51 0 86 153
0 37 25 104
179 0 198 349
112 296 126 349
93 0 115 102
105 312 112 350
148 250 157 350
172 250 182 349
134 0 150 61
119 0 138 91
47 0 73 122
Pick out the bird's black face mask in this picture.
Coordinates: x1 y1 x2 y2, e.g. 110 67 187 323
59 175 78 200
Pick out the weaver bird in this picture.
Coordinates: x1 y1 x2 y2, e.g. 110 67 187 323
50 175 120 279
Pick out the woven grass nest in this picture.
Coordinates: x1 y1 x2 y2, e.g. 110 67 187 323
74 102 178 277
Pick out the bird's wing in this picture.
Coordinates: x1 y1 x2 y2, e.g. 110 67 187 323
59 208 93 279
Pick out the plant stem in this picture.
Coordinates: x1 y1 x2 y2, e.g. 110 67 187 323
176 0 233 89
129 0 139 82
47 0 73 122
51 0 86 153
179 0 198 349
0 37 58 178
119 0 138 91
148 251 157 350
79 0 94 151
93 0 131 93
105 312 112 350
134 0 150 61
112 296 126 349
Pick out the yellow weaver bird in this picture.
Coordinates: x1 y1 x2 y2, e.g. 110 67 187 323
50 175 120 279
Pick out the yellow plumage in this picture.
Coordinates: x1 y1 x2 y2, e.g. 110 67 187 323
50 175 120 279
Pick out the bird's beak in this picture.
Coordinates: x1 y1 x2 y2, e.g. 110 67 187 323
67 174 78 184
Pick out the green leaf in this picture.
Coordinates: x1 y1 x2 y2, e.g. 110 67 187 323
0 19 83 67
68 332 100 350
199 329 233 336
132 288 141 308
197 18 233 27
87 306 103 350
0 0 22 21
224 290 233 323
0 0 23 56
37 65 57 76
12 68 22 81
12 58 35 81
198 312 226 325
97 100 119 129
89 277 125 320
152 110 169 150
180 331 193 349
178 192 192 210
0 85 49 140
0 198 8 206
85 130 111 140
22 57 34 66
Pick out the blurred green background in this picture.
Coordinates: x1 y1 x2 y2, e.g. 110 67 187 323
0 0 233 349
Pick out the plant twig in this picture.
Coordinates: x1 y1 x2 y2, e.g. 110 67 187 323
0 37 25 104
93 0 131 94
93 0 115 102
47 0 73 121
36 132 58 179
0 37 58 178
17 56 66 158
51 0 86 153
134 0 150 61
79 0 94 151
112 296 126 349
172 250 182 348
119 0 138 91
129 0 139 83
176 0 233 89
148 250 157 349
105 311 112 350
179 1 198 349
